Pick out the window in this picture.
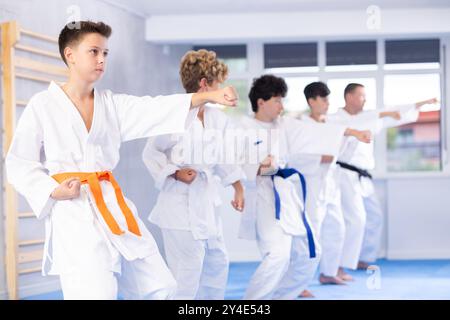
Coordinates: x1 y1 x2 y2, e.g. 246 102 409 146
384 38 442 172
326 41 377 72
385 39 440 70
384 73 442 172
264 42 317 68
326 78 377 114
248 37 446 174
264 43 318 73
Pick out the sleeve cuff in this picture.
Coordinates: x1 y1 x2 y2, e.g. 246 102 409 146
220 167 245 187
155 164 180 190
33 180 59 220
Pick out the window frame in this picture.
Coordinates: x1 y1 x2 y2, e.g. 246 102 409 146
193 36 449 178
259 36 449 178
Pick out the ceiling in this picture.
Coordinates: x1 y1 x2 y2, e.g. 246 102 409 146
101 0 450 17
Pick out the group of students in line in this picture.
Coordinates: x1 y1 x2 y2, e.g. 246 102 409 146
5 21 437 299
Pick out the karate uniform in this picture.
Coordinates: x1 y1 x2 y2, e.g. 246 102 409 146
328 105 419 268
142 106 244 300
238 116 347 300
5 81 195 299
290 114 348 277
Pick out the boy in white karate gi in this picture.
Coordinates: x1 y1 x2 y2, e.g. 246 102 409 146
292 82 355 291
5 21 238 300
328 83 437 278
142 49 245 300
238 75 371 300
292 82 376 298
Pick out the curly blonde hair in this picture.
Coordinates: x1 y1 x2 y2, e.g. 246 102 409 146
179 49 228 93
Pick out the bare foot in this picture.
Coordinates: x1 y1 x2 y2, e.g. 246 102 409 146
298 289 315 298
337 267 354 281
319 273 347 285
357 261 370 270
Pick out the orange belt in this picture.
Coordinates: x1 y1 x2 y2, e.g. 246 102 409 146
52 171 141 237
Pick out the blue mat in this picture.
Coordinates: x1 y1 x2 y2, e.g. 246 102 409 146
226 259 450 300
25 259 450 300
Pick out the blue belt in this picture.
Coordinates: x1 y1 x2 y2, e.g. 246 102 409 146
271 168 316 258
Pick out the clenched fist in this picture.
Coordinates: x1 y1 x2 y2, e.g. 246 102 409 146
217 86 238 106
175 168 197 184
51 178 81 200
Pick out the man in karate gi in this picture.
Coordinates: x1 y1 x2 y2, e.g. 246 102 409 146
142 49 245 300
237 75 371 300
5 21 238 300
328 83 437 278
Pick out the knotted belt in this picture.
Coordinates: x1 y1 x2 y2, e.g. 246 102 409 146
271 168 316 258
52 171 141 236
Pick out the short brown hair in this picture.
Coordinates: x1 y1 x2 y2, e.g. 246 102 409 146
58 21 112 65
179 49 228 93
344 83 364 97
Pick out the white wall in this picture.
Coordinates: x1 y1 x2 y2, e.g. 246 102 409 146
386 176 450 259
145 8 450 43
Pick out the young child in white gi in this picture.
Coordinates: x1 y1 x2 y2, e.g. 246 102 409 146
142 49 245 300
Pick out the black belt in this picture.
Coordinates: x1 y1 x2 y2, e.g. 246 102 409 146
336 161 373 180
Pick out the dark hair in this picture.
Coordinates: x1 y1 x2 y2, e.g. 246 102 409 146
344 83 364 97
58 21 112 65
304 81 330 103
248 75 287 112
